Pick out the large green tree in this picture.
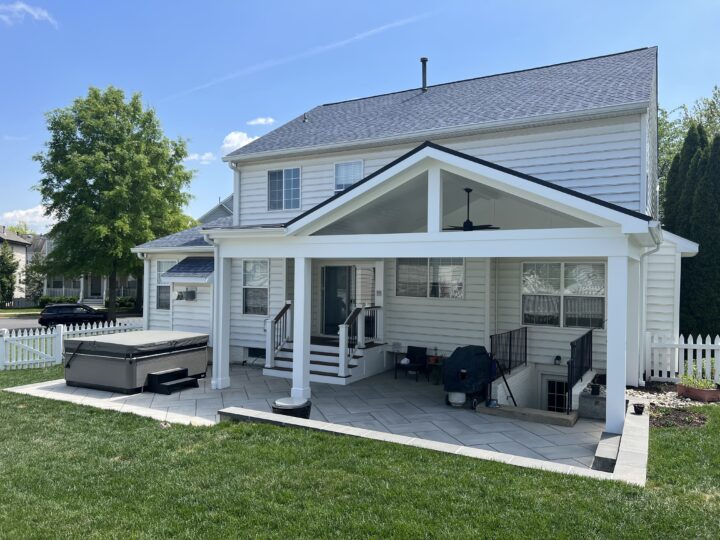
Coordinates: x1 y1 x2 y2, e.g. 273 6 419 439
34 86 194 320
0 241 19 304
683 135 720 335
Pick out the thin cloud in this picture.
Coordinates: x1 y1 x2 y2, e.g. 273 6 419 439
2 134 28 141
1 204 55 232
221 131 258 154
184 151 217 165
163 12 432 101
247 117 275 126
0 2 57 28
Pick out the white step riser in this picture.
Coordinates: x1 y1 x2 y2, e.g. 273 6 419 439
261 368 352 386
272 359 358 375
275 351 362 363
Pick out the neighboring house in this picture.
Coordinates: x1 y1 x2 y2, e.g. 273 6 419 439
0 225 31 299
198 194 234 224
39 237 138 306
132 48 698 435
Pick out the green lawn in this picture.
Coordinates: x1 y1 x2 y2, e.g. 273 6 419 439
0 307 41 317
0 368 718 539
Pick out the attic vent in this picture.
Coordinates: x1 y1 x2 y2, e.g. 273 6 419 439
420 57 428 92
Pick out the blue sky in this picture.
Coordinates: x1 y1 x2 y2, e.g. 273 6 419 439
1 0 718 231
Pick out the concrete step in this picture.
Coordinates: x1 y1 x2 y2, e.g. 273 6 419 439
475 404 579 427
272 357 359 374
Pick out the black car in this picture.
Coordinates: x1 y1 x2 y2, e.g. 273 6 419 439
38 304 108 327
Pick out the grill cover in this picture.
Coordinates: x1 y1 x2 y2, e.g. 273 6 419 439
443 345 494 393
64 330 208 359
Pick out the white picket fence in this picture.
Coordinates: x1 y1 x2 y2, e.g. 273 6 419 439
0 320 143 370
646 333 720 383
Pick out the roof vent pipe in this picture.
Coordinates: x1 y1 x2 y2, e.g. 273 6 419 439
420 57 428 92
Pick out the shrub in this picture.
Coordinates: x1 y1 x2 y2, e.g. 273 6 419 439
39 296 80 307
680 375 718 390
104 296 136 308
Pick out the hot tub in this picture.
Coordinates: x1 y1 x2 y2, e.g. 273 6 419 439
64 330 209 394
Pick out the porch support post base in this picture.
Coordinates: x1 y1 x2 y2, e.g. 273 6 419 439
292 257 312 400
606 255 629 434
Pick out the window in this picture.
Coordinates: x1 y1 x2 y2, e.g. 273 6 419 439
334 161 363 192
547 380 568 412
521 262 605 329
243 260 269 315
156 260 176 311
396 258 464 299
268 168 300 210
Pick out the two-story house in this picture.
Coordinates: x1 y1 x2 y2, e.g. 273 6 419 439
132 48 697 435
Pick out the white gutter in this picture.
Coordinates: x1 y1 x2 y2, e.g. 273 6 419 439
223 102 650 164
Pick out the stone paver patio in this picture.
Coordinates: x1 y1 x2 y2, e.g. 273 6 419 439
7 364 604 469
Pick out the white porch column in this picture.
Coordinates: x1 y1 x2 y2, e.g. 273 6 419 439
291 257 312 400
79 275 85 301
211 251 231 389
141 263 149 330
427 166 442 233
625 259 641 386
606 256 629 434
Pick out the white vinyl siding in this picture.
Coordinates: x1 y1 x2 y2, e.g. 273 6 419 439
229 258 285 349
171 284 212 338
383 257 487 355
645 241 680 337
236 115 644 226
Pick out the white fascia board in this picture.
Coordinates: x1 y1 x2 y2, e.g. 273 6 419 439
204 228 286 240
661 229 699 256
223 102 649 164
164 274 213 285
216 227 633 260
130 246 213 254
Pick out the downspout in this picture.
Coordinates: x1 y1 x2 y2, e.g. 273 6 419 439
637 220 663 386
136 252 150 330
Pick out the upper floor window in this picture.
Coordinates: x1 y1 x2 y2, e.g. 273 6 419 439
521 262 605 329
268 168 300 210
334 161 363 192
396 258 464 299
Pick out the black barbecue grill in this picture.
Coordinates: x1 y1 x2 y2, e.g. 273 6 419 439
442 345 495 407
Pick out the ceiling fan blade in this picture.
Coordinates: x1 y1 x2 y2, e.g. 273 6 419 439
470 224 500 230
442 226 465 230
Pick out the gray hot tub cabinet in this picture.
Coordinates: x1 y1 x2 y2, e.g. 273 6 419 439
64 330 209 393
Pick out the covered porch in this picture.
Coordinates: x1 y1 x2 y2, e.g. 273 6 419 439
208 143 660 434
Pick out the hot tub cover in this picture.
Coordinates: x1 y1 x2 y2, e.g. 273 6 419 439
64 330 208 358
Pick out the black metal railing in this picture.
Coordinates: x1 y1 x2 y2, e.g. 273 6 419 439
364 305 381 341
344 307 362 352
272 302 292 354
566 329 593 413
490 327 528 375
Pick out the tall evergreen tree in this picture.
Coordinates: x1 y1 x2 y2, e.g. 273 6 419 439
663 124 707 234
675 124 709 238
683 135 720 335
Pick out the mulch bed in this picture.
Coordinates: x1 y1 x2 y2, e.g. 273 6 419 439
650 407 708 428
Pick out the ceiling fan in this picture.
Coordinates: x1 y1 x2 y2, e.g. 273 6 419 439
443 188 500 231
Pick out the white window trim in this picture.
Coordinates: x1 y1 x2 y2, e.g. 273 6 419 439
520 261 606 330
333 159 364 193
156 259 177 311
242 258 270 317
267 167 302 212
395 258 466 300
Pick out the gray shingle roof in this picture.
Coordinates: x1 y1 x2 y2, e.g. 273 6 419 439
163 257 214 278
227 47 656 159
134 216 231 250
0 229 32 245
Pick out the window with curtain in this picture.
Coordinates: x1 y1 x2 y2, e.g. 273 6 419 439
156 260 176 311
521 262 605 329
334 161 363 191
396 258 464 299
243 259 269 315
268 168 300 210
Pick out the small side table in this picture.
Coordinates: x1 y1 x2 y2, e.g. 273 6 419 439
427 355 445 385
